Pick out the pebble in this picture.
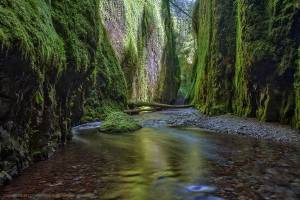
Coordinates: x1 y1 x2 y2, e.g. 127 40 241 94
77 188 87 193
223 187 235 192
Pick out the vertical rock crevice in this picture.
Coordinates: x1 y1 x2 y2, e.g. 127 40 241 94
99 0 180 103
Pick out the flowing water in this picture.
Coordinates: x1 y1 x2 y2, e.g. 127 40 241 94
1 110 300 199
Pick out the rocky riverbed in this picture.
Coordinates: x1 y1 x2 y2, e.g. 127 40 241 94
137 108 300 145
1 108 300 200
136 108 300 199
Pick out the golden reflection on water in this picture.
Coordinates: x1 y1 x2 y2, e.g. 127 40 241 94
71 125 295 200
82 127 207 199
2 121 299 200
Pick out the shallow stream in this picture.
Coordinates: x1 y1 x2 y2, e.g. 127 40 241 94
1 110 300 199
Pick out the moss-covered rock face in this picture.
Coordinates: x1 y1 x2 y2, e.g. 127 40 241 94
83 0 182 121
100 0 181 103
170 0 196 104
233 0 300 122
0 0 70 183
0 0 180 184
99 112 142 133
187 0 236 115
189 0 300 128
82 21 128 123
0 0 127 184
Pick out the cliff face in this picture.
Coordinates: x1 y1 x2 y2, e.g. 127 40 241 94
0 0 179 185
0 0 127 184
99 0 181 103
296 36 300 129
170 0 197 104
189 0 300 128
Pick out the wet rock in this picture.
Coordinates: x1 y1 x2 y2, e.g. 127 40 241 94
8 166 18 179
0 171 12 185
186 185 216 193
77 188 87 193
188 194 225 200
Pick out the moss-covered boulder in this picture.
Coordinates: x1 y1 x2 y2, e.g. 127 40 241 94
99 112 142 133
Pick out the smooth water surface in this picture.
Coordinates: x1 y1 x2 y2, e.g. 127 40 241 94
1 111 300 199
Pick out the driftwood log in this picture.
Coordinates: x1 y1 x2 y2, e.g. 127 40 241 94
124 101 194 114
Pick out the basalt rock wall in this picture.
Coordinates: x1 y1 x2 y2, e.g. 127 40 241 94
99 0 181 103
0 0 180 185
0 0 127 185
189 0 300 128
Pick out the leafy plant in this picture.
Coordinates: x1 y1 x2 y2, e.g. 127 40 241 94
34 91 44 104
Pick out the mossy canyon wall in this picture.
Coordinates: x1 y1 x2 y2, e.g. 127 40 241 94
0 0 179 184
99 0 180 103
188 0 300 128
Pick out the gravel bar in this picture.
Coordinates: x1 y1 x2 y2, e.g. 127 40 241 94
150 108 300 145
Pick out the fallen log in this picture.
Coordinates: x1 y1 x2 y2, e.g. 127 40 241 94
131 101 194 109
125 101 194 114
124 107 162 114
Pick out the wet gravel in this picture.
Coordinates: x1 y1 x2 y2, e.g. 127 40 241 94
137 108 300 199
139 108 300 145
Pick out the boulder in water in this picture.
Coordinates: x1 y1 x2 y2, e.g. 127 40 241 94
99 112 141 133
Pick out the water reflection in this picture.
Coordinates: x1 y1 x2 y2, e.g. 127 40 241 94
73 127 216 199
1 121 300 199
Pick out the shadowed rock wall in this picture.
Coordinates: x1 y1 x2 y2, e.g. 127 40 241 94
0 0 181 185
0 0 127 185
189 0 300 127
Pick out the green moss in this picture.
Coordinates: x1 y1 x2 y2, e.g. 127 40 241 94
233 0 299 121
187 0 235 115
0 0 65 74
99 112 141 133
189 0 300 126
155 0 181 103
191 0 200 34
83 21 128 121
121 38 138 99
295 45 300 129
232 0 254 117
0 0 144 176
95 22 127 103
99 0 180 103
51 0 99 74
83 98 126 122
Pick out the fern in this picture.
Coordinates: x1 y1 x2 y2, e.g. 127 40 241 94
35 91 44 104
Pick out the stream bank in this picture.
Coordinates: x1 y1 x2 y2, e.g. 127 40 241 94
137 108 300 145
0 108 300 199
